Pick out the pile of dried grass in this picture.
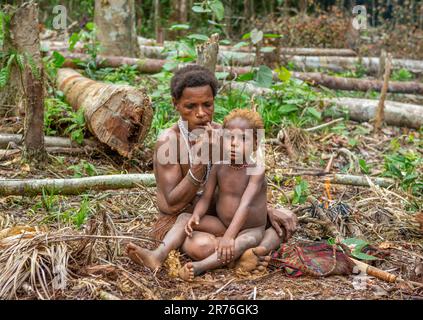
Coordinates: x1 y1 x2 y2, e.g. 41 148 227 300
0 226 71 299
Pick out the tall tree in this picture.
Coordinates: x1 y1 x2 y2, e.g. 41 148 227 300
0 1 46 163
94 0 139 57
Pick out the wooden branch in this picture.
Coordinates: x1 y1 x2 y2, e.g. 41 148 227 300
0 174 156 196
374 53 392 132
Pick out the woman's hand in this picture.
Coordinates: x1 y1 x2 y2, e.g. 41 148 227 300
216 236 235 264
191 124 221 165
185 214 201 237
267 206 298 242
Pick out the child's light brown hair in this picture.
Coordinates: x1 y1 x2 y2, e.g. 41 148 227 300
223 108 264 132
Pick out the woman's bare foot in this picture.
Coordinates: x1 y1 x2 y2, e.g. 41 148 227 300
178 262 195 281
126 242 162 271
235 246 270 273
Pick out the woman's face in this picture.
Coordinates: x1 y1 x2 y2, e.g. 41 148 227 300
173 85 215 131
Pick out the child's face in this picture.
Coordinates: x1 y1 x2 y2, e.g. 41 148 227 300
173 85 214 131
224 118 256 163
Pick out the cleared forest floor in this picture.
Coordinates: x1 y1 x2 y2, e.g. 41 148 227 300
1 115 421 300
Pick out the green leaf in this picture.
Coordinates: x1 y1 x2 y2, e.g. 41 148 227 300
250 28 263 44
187 34 209 41
0 67 8 88
279 104 299 114
352 252 378 261
209 0 225 21
264 33 283 38
254 65 273 88
15 54 25 71
219 39 231 45
241 32 251 40
69 32 80 51
275 66 291 82
306 107 322 120
236 72 254 82
85 22 95 31
359 159 370 174
169 24 190 31
192 5 211 13
52 51 65 68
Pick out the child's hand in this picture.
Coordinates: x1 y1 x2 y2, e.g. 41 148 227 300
185 214 201 237
216 236 235 264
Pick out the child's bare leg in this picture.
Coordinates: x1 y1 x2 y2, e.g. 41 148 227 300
127 214 226 270
179 226 264 281
235 227 283 273
126 212 193 270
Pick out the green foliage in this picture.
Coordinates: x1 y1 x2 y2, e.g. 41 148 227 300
68 23 100 78
358 159 371 174
340 238 378 261
383 150 422 196
68 160 98 178
44 97 86 143
94 64 139 85
391 68 414 81
0 10 10 50
254 65 273 88
192 1 225 21
292 177 309 204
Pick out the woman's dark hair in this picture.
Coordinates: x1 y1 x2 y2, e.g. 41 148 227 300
170 65 218 100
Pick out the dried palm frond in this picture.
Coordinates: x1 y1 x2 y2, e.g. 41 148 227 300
0 228 71 300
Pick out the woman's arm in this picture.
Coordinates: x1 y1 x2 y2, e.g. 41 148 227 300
154 129 207 215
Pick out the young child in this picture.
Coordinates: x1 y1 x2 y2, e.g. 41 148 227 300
126 109 267 281
179 108 267 280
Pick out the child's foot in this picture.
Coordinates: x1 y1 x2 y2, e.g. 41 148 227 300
235 246 270 273
178 262 195 281
126 242 162 271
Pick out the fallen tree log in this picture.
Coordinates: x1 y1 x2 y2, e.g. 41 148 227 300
56 68 153 158
0 172 397 197
290 56 423 74
42 39 356 57
291 72 423 95
61 53 167 74
0 174 156 196
0 147 88 160
222 82 423 129
0 133 99 149
325 97 423 129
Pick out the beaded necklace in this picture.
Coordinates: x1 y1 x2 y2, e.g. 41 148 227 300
177 117 211 185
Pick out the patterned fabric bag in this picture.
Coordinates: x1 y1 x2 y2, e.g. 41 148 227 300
269 242 355 277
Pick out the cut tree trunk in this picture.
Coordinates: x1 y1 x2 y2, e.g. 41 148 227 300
56 68 153 158
0 174 156 196
325 97 423 129
94 0 139 57
196 34 219 73
290 72 423 94
6 2 46 163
